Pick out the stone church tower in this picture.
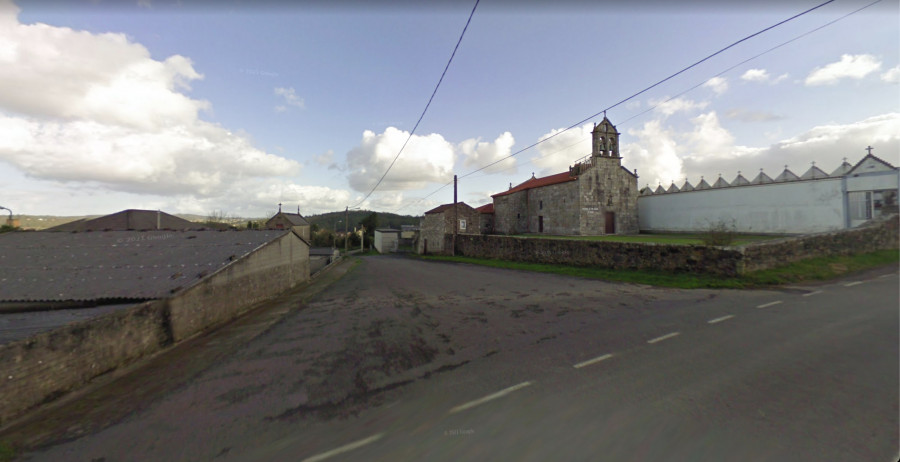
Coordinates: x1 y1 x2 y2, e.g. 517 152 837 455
577 116 638 234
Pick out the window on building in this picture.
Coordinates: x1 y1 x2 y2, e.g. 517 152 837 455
849 191 872 220
539 200 543 210
459 219 467 231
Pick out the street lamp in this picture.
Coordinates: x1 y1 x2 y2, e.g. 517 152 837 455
0 206 11 226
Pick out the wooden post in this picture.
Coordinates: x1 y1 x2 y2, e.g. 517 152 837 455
453 175 457 256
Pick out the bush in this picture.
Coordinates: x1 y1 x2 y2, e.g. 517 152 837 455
700 219 736 246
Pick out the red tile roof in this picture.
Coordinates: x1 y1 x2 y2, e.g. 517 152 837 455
492 171 577 198
475 203 494 213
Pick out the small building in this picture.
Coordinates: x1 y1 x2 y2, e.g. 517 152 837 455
417 202 478 254
374 228 401 253
266 210 311 241
475 203 494 234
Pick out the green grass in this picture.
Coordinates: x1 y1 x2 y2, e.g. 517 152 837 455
419 250 898 289
0 441 14 462
512 233 779 246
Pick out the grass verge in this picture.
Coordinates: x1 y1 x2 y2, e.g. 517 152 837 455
0 441 14 462
419 250 898 289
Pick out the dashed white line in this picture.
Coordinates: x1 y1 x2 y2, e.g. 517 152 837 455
302 433 385 462
647 332 681 344
802 290 822 297
448 381 532 414
844 281 864 287
756 301 783 309
707 314 735 324
573 353 614 369
878 273 895 279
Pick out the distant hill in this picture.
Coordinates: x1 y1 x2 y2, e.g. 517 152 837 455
304 210 421 231
15 210 421 231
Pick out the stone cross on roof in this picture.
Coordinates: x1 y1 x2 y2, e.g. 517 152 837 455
866 145 874 155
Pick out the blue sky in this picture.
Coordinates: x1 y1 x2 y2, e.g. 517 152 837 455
1 0 897 217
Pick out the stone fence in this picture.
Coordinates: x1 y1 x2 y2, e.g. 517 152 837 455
445 214 898 277
0 231 309 427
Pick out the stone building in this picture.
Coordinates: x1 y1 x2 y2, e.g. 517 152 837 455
492 116 639 235
266 207 311 241
475 203 494 234
417 202 478 254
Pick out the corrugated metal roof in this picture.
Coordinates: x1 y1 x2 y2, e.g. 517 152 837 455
46 209 198 232
0 230 289 302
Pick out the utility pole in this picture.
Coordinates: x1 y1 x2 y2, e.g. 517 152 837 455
453 175 457 256
345 206 349 252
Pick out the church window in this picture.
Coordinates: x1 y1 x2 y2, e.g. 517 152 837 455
540 200 543 210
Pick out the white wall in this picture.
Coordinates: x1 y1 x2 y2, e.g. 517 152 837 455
638 179 845 234
374 230 399 253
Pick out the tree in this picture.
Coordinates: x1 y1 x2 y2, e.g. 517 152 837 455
360 212 378 239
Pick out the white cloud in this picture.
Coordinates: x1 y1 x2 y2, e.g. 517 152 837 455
652 97 709 117
315 149 334 166
0 2 303 200
703 76 728 95
274 86 304 110
459 131 516 174
805 54 882 86
622 120 684 188
530 123 593 175
740 69 788 84
345 127 456 192
882 65 900 84
724 109 784 122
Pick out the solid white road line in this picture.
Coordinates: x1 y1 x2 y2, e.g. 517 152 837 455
878 273 895 279
802 290 823 297
573 353 614 369
647 332 681 344
707 314 735 324
448 382 532 415
756 301 783 309
844 281 864 287
302 433 385 462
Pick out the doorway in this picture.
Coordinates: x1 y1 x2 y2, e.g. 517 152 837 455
538 216 544 233
604 211 615 234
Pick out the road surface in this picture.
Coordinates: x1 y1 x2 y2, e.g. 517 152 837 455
11 256 899 461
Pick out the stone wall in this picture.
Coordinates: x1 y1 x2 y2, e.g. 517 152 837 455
418 204 478 254
168 230 309 342
524 182 580 235
740 214 899 273
0 230 310 426
446 214 899 276
0 300 171 426
450 234 743 275
493 192 528 235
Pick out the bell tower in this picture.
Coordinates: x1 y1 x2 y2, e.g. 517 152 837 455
591 114 619 159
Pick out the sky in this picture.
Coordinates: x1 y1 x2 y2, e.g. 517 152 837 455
0 0 898 218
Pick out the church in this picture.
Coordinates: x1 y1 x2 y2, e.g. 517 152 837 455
491 116 639 235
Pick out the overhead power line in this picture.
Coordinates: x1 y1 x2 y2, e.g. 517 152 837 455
349 0 480 210
393 0 846 214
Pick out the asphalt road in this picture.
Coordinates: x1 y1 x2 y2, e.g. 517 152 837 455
16 256 899 462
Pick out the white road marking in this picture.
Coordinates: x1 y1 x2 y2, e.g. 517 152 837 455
448 382 532 414
756 301 783 309
802 290 822 297
647 332 681 344
878 273 895 279
707 314 735 324
302 433 385 462
573 353 614 369
844 281 863 287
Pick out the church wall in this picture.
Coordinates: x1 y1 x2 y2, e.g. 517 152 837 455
493 192 528 234
524 182 580 235
578 159 639 234
638 178 846 234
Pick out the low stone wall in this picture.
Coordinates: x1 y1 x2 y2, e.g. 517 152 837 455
447 215 899 276
449 234 744 276
169 231 309 342
739 215 899 273
0 300 171 426
0 231 310 427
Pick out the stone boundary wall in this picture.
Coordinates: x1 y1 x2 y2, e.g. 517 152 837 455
446 215 898 277
739 215 899 273
0 231 309 427
448 234 744 276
